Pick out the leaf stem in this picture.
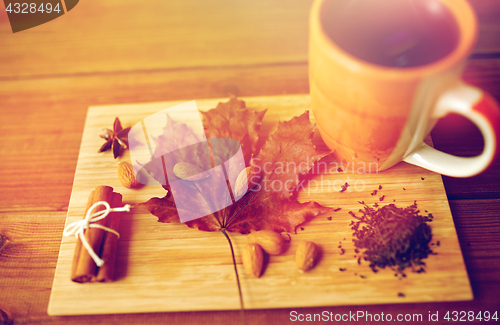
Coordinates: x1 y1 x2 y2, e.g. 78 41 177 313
221 228 247 325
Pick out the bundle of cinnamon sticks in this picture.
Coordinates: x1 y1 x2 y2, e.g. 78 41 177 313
71 185 123 283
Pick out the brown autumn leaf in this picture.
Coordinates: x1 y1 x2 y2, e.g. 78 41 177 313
137 97 332 317
201 97 266 165
139 97 332 234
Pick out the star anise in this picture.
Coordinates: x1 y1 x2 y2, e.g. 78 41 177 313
98 117 131 159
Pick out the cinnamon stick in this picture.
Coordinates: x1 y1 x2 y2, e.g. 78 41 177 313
72 185 114 283
96 192 123 282
70 190 94 281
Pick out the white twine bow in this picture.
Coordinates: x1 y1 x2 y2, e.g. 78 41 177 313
63 201 131 267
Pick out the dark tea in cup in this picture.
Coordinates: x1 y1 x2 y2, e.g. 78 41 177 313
320 0 460 67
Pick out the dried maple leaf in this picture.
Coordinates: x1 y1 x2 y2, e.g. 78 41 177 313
137 97 332 319
139 97 332 234
201 97 266 164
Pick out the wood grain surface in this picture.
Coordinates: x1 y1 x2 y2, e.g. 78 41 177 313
47 95 472 315
1 0 500 324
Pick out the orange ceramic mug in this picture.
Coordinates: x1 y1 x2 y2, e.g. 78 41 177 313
309 0 500 177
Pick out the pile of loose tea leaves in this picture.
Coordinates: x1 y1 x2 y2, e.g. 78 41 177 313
349 202 435 276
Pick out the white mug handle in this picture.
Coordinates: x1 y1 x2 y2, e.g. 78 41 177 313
403 83 500 177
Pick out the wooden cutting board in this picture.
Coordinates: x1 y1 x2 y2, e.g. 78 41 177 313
48 94 472 315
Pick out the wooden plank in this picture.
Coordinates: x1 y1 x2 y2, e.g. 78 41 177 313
47 94 472 315
1 58 500 211
1 200 499 324
448 199 500 301
463 58 500 99
0 212 66 318
0 0 499 79
0 0 312 78
468 0 500 54
0 63 309 212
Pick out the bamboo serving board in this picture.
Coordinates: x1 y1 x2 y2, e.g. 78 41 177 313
48 94 472 315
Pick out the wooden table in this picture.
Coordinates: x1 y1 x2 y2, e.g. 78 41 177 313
0 1 499 324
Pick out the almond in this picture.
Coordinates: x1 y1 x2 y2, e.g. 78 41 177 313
173 162 209 181
242 243 264 278
234 166 261 198
295 241 318 272
118 161 139 189
247 230 285 255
